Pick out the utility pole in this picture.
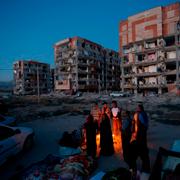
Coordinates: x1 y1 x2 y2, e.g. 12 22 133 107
121 57 125 92
175 21 180 92
37 65 40 104
98 76 100 95
98 61 101 95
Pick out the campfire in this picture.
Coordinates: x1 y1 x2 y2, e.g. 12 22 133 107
96 133 122 155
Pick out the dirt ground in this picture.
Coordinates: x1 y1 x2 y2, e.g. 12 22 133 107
0 93 180 179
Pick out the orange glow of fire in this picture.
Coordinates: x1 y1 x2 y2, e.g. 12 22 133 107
112 133 122 153
96 133 122 155
96 133 101 155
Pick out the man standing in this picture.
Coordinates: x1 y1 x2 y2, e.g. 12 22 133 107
121 110 132 166
102 101 111 120
130 104 150 174
90 102 101 130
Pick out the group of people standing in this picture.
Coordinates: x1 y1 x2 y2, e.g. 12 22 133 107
83 101 150 174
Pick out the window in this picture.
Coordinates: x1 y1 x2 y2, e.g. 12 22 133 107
0 126 15 141
0 115 5 122
165 36 175 46
82 42 85 48
77 40 81 47
138 54 145 62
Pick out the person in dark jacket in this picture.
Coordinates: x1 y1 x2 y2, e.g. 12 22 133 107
84 114 98 158
100 113 114 156
121 110 132 166
129 104 150 174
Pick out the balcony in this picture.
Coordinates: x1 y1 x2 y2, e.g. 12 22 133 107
123 84 136 89
135 72 160 77
138 84 159 88
135 59 160 67
164 70 177 75
121 62 134 67
78 85 86 89
165 58 177 63
122 74 133 78
164 45 176 51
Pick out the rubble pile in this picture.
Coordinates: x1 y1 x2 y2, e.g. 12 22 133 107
3 93 180 126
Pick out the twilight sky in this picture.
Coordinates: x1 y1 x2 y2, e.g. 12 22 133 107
0 0 176 81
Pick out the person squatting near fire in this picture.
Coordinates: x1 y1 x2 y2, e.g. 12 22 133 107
129 104 150 175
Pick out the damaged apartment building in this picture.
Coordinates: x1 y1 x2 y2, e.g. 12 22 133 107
13 60 51 95
119 2 180 95
54 37 120 92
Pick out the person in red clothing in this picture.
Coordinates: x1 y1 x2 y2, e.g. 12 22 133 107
111 100 122 136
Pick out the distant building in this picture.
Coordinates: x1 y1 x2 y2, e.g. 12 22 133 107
50 68 55 91
13 60 51 95
54 36 121 92
119 2 180 95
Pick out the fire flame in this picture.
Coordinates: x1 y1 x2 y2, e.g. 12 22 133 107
96 133 122 155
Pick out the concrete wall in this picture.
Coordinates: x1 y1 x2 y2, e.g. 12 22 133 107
119 2 180 52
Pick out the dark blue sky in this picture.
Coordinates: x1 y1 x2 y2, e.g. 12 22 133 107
0 0 177 81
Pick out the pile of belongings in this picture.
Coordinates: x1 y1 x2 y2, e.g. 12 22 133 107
59 155 97 179
14 154 97 180
58 129 84 158
59 130 83 148
13 155 61 179
102 168 131 180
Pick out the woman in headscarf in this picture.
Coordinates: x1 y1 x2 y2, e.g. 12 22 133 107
100 112 114 156
84 114 98 158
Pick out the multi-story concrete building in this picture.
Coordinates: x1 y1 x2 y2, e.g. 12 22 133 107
50 68 55 92
13 60 51 95
119 2 180 95
54 37 120 92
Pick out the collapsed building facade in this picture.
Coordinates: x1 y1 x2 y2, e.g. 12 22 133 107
54 37 120 92
119 2 180 95
13 60 51 95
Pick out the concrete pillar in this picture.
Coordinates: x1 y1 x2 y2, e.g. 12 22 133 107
134 75 138 95
134 88 138 94
75 50 79 91
135 54 138 63
158 87 162 95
